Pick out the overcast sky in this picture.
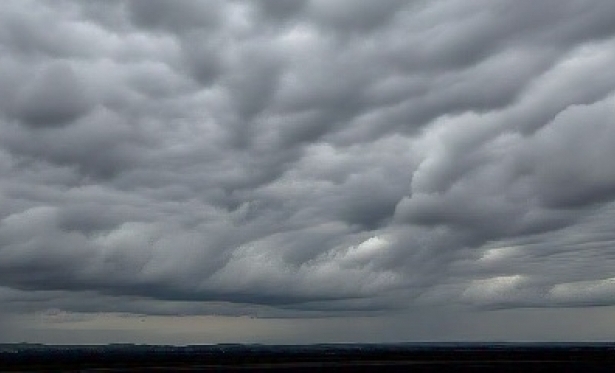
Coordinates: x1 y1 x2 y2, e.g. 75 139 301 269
2 0 615 344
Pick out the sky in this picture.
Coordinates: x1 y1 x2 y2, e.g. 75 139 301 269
2 0 615 344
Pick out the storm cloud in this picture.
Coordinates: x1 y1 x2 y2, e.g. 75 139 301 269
2 0 615 342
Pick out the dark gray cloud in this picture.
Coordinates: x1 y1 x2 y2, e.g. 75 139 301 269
255 0 307 22
2 0 615 342
306 0 407 32
14 62 95 128
127 0 223 33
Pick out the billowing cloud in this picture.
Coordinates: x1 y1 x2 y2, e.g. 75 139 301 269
14 62 95 128
2 0 615 342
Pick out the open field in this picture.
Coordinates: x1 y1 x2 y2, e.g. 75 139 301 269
3 343 615 372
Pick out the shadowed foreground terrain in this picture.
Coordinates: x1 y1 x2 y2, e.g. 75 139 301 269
3 343 615 372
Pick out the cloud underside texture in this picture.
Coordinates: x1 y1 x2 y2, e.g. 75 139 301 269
2 0 615 318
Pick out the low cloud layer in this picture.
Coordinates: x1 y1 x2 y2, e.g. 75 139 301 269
2 0 615 341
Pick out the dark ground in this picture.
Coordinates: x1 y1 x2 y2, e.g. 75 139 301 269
2 343 615 372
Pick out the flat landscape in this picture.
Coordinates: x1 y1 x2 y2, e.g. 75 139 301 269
3 343 615 372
